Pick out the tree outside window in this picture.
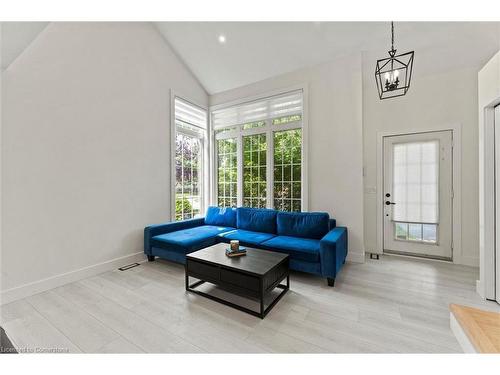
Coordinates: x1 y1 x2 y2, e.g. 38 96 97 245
175 133 201 220
273 129 302 212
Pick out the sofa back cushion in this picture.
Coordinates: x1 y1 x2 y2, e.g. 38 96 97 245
237 207 277 234
277 211 330 239
329 218 337 229
205 206 237 228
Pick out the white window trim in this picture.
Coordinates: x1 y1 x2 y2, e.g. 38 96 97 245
170 90 209 221
209 84 309 211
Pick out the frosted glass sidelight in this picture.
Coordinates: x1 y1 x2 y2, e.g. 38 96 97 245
392 140 439 224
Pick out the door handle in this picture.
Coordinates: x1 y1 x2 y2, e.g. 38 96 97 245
385 201 396 205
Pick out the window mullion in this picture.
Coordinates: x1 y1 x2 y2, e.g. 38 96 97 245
181 136 185 219
237 131 243 207
267 124 273 209
281 137 285 210
191 140 194 219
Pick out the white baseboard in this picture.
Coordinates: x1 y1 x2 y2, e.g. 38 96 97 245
476 279 485 299
346 251 365 263
0 252 146 305
453 254 479 267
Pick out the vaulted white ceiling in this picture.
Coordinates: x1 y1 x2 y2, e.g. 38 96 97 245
156 22 500 94
2 22 499 94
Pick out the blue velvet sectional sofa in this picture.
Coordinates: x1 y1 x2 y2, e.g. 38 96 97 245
144 207 348 286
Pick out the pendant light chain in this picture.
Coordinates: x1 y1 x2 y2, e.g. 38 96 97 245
391 21 394 52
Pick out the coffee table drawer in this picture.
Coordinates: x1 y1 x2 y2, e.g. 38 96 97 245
187 260 220 280
220 268 259 292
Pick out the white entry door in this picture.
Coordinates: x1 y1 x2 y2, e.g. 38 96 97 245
495 105 500 304
383 131 453 260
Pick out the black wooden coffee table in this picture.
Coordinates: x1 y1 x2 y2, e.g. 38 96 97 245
185 243 289 319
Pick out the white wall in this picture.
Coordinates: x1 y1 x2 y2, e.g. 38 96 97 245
210 54 365 262
0 22 207 303
478 51 500 298
0 28 3 296
362 50 481 266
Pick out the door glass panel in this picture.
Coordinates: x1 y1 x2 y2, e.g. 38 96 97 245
393 140 439 224
408 224 422 241
395 222 408 240
392 139 440 244
422 224 437 243
394 222 437 244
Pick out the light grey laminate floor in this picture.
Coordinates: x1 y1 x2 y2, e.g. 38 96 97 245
2 254 499 353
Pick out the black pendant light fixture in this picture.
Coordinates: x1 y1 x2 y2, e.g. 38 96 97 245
375 22 414 100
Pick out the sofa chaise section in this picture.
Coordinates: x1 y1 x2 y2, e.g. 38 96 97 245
150 225 234 260
144 208 237 263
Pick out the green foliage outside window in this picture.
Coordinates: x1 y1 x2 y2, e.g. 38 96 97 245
175 196 193 221
217 138 238 207
273 129 302 212
243 134 267 208
215 126 302 213
175 133 201 220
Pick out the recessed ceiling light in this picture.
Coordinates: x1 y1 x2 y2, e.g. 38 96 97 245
218 34 226 44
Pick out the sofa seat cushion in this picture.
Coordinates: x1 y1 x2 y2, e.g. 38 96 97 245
151 225 234 253
218 229 276 247
277 211 330 239
261 235 320 262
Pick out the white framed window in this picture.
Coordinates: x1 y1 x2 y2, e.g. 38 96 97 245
210 88 307 212
172 96 208 220
216 138 238 207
